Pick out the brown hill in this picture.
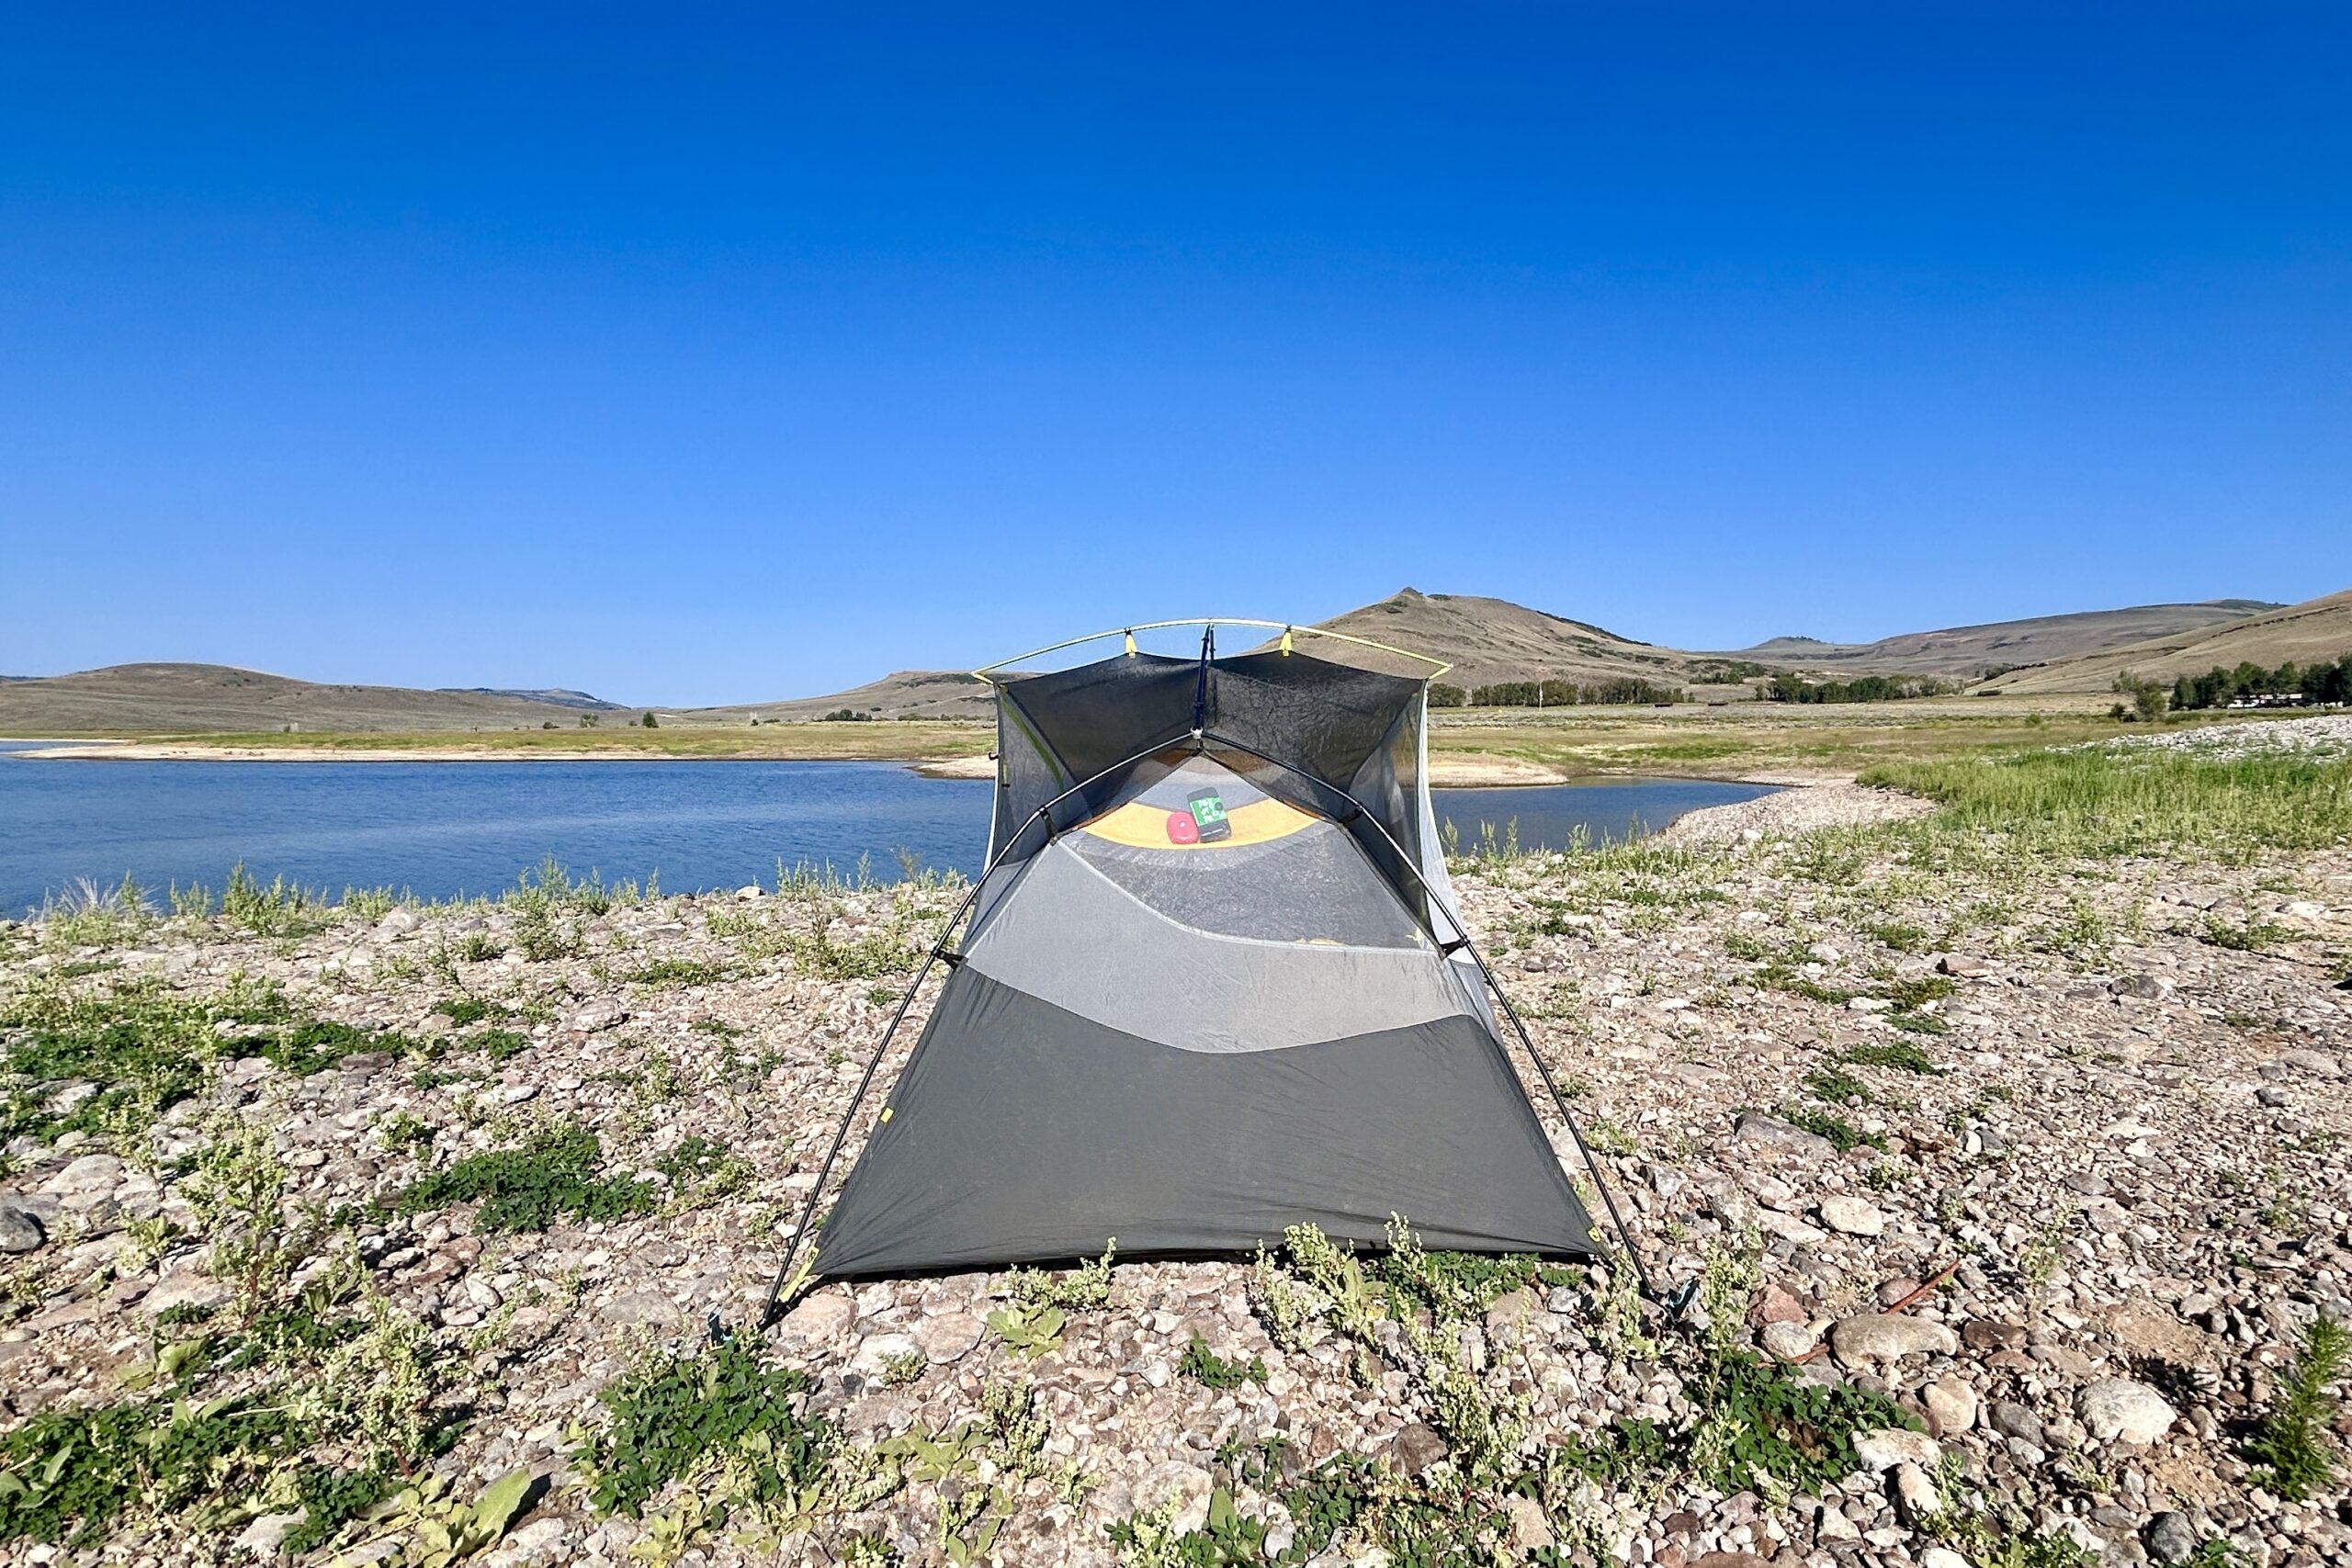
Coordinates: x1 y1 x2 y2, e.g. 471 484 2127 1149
0 663 617 735
1984 588 2352 694
1730 600 2275 680
682 671 993 724
1301 589 1687 690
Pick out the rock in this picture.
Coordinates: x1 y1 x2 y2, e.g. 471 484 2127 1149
568 1002 628 1032
601 1290 684 1331
2278 1049 2342 1078
1502 1493 1553 1553
1936 953 1991 977
849 1332 922 1377
234 1511 303 1558
1385 1422 1449 1476
1695 1554 1771 1568
1818 1196 1886 1236
912 1311 985 1364
1130 1461 1216 1535
1894 1461 1942 1523
2145 1511 2200 1565
1922 1549 1973 1568
2077 1379 2176 1445
376 907 421 936
44 1152 126 1203
777 1291 856 1345
1735 1111 1835 1157
1831 1314 1958 1365
1753 1282 1807 1325
1988 1400 2044 1444
0 1204 45 1254
1757 1210 1827 1245
479 1517 574 1568
1761 1322 1818 1361
143 1268 231 1317
1851 1427 1940 1472
1962 1318 2027 1351
1923 1377 1979 1436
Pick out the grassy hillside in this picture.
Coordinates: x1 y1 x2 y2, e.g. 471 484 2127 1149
1730 598 2274 679
1986 587 2352 694
0 664 610 735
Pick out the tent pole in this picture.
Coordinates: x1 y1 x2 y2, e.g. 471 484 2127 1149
756 724 1209 1329
1194 728 1662 1302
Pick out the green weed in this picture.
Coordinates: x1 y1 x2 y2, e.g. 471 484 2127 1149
393 1121 655 1232
2245 1315 2348 1500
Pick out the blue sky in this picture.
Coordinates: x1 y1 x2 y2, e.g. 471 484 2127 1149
3 5 2346 705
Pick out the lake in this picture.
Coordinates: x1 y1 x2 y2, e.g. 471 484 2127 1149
0 746 1771 914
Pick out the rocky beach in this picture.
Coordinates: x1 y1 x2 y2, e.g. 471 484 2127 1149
2 722 2347 1567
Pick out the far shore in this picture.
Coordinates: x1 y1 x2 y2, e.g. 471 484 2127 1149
0 737 1785 789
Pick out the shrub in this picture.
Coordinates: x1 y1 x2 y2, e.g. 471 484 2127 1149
2246 1315 2348 1500
575 1339 825 1518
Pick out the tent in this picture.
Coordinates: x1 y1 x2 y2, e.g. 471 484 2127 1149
769 621 1630 1300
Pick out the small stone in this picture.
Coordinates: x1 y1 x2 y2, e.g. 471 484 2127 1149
1831 1314 1959 1365
376 907 421 936
1753 1282 1807 1325
143 1268 231 1317
1386 1422 1449 1476
601 1290 684 1331
568 1002 628 1032
1761 1322 1818 1360
1695 1554 1771 1568
1851 1427 1940 1472
1818 1196 1886 1236
1923 1377 1979 1436
1989 1401 2044 1444
1962 1318 2027 1351
849 1332 922 1376
0 1205 45 1254
1735 1111 1835 1157
1894 1461 1942 1523
234 1512 303 1558
1502 1493 1553 1553
1936 953 1991 977
2145 1511 2200 1565
44 1152 126 1201
1922 1549 1972 1568
777 1291 856 1344
2077 1378 2176 1445
2110 972 2169 999
912 1311 985 1364
2278 1049 2342 1078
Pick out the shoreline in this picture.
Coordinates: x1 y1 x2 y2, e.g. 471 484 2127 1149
1 737 1798 790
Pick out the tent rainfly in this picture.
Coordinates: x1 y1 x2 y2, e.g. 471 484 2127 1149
763 620 1644 1313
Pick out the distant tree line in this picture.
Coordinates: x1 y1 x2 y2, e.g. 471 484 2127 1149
1427 677 1681 708
2170 655 2352 711
1763 672 1955 704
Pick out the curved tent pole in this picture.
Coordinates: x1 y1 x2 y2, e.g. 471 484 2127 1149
757 723 1206 1329
972 617 1453 681
1194 729 1660 1303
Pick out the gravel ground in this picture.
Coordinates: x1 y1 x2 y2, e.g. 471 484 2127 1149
2 790 2348 1566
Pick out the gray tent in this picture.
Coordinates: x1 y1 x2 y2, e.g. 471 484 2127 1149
775 622 1614 1292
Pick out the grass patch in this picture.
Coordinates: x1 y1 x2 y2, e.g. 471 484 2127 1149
2201 915 2297 952
1864 742 2352 864
1839 1039 1941 1074
0 976 289 1142
392 1121 655 1232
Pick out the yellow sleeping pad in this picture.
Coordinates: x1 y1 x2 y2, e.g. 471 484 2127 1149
1077 795 1320 850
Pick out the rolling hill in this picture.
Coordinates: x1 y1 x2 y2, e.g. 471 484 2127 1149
0 664 621 735
1731 599 2277 680
1981 588 2352 694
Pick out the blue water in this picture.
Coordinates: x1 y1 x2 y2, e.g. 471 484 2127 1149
0 744 1772 915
